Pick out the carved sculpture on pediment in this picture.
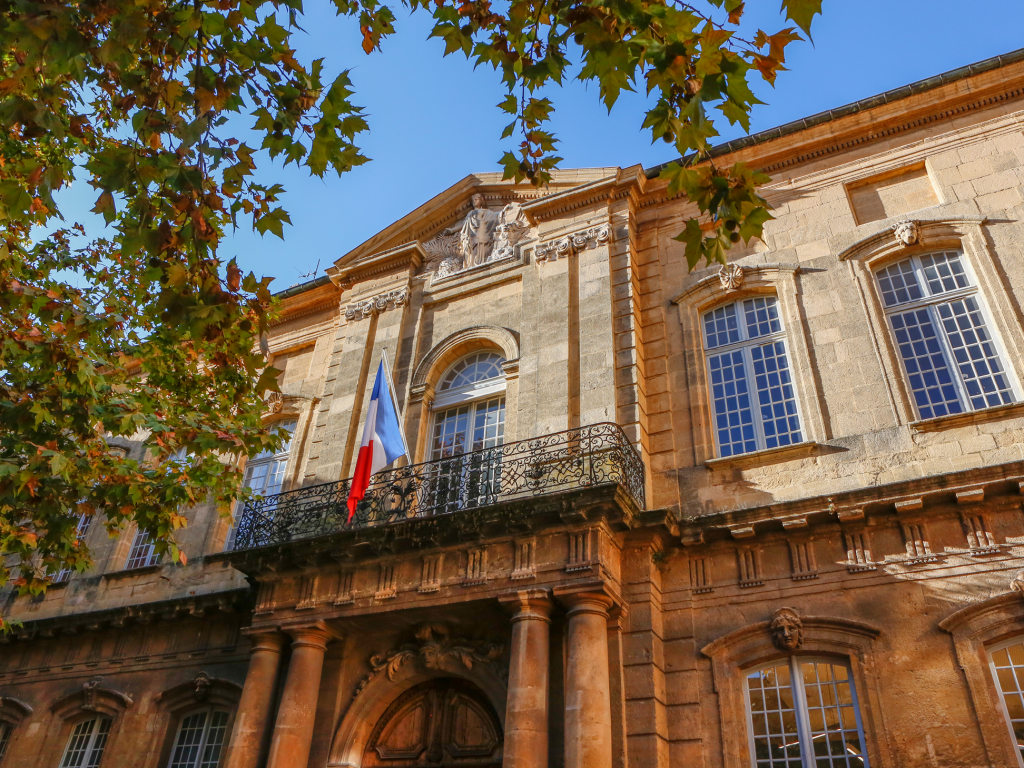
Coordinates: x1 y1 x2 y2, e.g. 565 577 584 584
718 263 744 291
353 622 503 699
770 607 804 651
425 197 529 277
893 219 920 246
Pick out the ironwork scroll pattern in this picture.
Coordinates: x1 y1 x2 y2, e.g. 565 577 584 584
232 422 644 550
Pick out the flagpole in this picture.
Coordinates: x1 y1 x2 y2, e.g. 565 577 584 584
380 349 412 458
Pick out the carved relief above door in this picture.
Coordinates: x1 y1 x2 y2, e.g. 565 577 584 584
363 679 503 767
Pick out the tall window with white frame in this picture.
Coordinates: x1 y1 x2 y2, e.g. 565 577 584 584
426 352 506 513
124 526 160 570
52 511 94 583
988 637 1024 767
225 419 297 550
58 717 111 768
875 250 1018 420
745 657 869 768
167 708 230 768
702 296 803 458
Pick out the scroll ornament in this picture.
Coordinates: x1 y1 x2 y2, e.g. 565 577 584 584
718 264 744 291
345 288 409 322
535 225 610 262
354 623 503 698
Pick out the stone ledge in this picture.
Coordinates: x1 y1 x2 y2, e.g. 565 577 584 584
102 563 163 580
910 401 1024 432
704 441 828 471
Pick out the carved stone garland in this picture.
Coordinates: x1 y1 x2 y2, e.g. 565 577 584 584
353 623 503 699
534 225 610 262
345 288 408 322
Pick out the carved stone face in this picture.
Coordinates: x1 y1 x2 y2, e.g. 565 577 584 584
893 220 919 246
471 193 486 209
770 608 803 651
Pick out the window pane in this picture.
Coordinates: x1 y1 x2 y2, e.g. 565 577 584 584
471 397 506 451
992 641 1024 765
170 712 208 768
704 304 742 349
889 308 963 419
125 528 158 570
85 720 111 768
744 297 783 339
431 405 471 459
709 351 756 457
877 260 922 307
747 666 802 767
0 722 12 763
440 353 506 391
200 711 230 768
936 297 1015 410
800 662 867 768
750 341 802 449
920 252 970 296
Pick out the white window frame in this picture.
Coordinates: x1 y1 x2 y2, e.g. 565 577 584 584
52 512 94 583
701 296 805 458
875 250 1019 420
429 353 507 459
123 527 159 570
166 707 231 768
744 656 869 768
224 419 298 550
58 716 111 768
987 636 1024 768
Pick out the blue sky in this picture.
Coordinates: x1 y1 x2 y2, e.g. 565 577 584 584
54 1 1024 290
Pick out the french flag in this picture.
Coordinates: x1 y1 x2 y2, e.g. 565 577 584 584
347 353 408 521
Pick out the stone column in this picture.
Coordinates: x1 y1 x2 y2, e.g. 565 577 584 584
500 589 554 768
557 589 615 768
266 622 334 768
223 630 287 768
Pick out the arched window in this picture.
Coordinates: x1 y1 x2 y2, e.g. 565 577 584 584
745 657 868 768
58 717 111 768
0 721 13 764
426 352 506 513
430 353 506 460
988 637 1024 766
702 296 803 457
166 708 230 768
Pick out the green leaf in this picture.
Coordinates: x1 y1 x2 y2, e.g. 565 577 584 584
780 0 823 37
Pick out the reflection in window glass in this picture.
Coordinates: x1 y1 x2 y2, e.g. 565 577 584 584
59 717 111 768
746 658 867 768
875 251 1017 419
703 296 802 458
990 640 1024 766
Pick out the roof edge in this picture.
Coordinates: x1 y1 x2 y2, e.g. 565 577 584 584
645 46 1024 179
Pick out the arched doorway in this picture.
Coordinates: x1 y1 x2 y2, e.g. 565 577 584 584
362 678 503 767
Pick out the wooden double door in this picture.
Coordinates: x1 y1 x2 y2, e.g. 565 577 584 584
362 679 503 767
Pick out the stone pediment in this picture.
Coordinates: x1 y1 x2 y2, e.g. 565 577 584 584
325 168 623 286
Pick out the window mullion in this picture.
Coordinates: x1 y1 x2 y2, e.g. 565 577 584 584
742 346 766 452
790 657 814 768
194 711 211 768
927 303 971 410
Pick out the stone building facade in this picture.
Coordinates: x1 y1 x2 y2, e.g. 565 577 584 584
4 48 1024 768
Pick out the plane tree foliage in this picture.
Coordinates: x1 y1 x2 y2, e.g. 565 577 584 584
0 0 820 624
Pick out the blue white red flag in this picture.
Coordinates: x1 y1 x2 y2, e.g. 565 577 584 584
347 353 408 521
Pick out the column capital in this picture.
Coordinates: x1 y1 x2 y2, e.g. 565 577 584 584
242 628 288 654
278 620 342 650
500 589 554 624
553 585 619 618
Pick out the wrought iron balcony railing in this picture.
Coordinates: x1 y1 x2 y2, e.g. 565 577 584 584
231 422 645 551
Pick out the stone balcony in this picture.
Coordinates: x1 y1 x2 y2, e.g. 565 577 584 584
229 422 646 562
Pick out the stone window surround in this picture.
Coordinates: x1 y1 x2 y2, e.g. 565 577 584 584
940 592 1024 768
672 264 829 466
45 682 132 768
839 215 1024 429
701 613 890 768
0 697 30 761
407 326 521 464
154 674 243 768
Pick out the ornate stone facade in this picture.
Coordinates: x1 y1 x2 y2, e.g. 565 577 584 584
5 48 1024 768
